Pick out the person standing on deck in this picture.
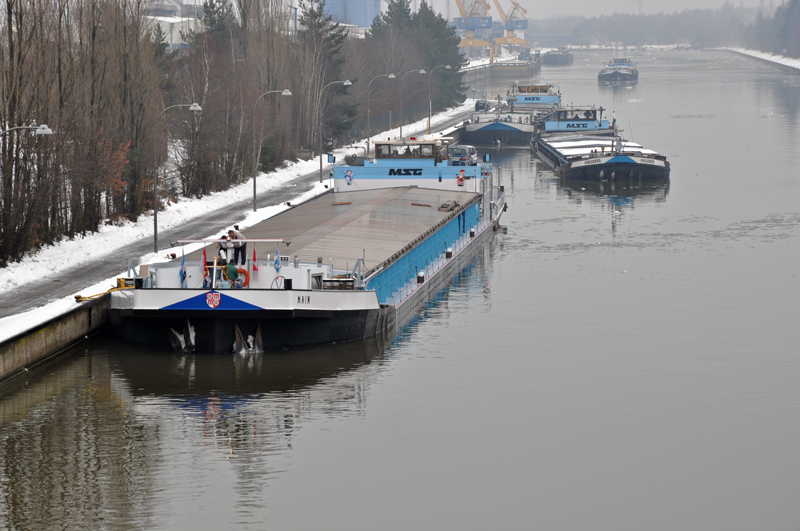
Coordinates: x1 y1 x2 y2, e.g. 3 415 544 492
229 229 246 266
217 234 229 264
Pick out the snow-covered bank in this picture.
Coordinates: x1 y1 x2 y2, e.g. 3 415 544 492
0 100 474 342
724 48 800 71
464 52 521 69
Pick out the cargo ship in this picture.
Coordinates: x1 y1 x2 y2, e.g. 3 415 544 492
532 104 611 136
533 133 670 182
462 108 541 145
542 47 574 66
460 84 561 145
506 83 561 108
598 57 639 84
108 138 506 353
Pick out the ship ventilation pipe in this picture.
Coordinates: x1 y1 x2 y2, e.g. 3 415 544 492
446 248 453 259
417 271 425 284
470 229 476 238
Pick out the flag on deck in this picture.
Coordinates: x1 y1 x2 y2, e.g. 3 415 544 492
274 248 281 272
201 247 208 278
253 246 259 276
180 248 187 289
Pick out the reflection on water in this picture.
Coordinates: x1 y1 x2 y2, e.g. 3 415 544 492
558 176 669 236
0 353 161 529
598 82 639 105
0 337 393 529
770 79 800 125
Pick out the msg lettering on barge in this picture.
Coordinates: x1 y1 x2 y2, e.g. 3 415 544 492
388 169 423 176
297 295 311 304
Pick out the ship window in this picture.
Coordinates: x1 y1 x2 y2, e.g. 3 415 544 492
377 144 392 158
311 274 323 290
421 145 433 157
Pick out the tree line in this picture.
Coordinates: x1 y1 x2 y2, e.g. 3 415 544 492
544 0 800 56
0 0 464 266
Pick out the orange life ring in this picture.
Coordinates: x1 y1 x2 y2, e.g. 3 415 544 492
237 268 250 287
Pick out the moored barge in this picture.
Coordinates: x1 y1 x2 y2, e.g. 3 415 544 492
533 134 670 181
109 138 506 353
542 47 574 66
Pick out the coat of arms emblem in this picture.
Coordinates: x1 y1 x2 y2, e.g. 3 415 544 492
206 292 221 308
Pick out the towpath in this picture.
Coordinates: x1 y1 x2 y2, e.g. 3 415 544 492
0 111 471 320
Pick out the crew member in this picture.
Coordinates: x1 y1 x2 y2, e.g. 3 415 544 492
225 261 239 288
228 229 246 266
217 234 229 264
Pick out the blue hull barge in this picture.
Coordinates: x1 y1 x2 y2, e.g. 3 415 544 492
109 139 506 354
462 84 561 146
462 110 539 146
533 134 670 182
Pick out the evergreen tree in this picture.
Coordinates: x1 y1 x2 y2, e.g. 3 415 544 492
371 0 414 37
203 0 234 42
776 0 800 55
299 0 355 149
410 1 467 109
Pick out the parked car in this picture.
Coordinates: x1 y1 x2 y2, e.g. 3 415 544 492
449 145 478 166
474 99 490 112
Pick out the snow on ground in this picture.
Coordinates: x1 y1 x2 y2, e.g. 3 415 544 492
570 44 693 51
0 100 475 342
724 48 800 71
464 51 521 69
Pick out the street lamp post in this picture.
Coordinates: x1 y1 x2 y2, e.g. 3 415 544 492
366 73 395 155
318 79 352 183
0 124 54 137
252 89 292 211
400 69 425 139
427 65 451 134
153 103 202 253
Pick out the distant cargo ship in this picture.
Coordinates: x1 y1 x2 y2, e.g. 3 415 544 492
598 57 639 83
542 47 574 66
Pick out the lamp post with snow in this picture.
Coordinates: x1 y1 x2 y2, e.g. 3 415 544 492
400 69 425 139
153 103 202 253
252 89 292 211
318 79 352 183
0 124 53 137
366 73 395 155
427 65 451 134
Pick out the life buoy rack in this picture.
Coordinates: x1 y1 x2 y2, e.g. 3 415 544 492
237 268 249 287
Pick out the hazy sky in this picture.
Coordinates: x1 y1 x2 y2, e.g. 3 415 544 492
421 0 763 20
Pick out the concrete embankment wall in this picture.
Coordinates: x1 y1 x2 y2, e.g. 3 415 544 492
722 48 800 74
0 296 109 386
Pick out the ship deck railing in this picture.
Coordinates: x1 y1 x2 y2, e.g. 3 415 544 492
385 215 495 307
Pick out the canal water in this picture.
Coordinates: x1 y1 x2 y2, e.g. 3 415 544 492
1 49 799 530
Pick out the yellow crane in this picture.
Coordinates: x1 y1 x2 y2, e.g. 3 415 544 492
490 0 529 59
454 0 493 51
